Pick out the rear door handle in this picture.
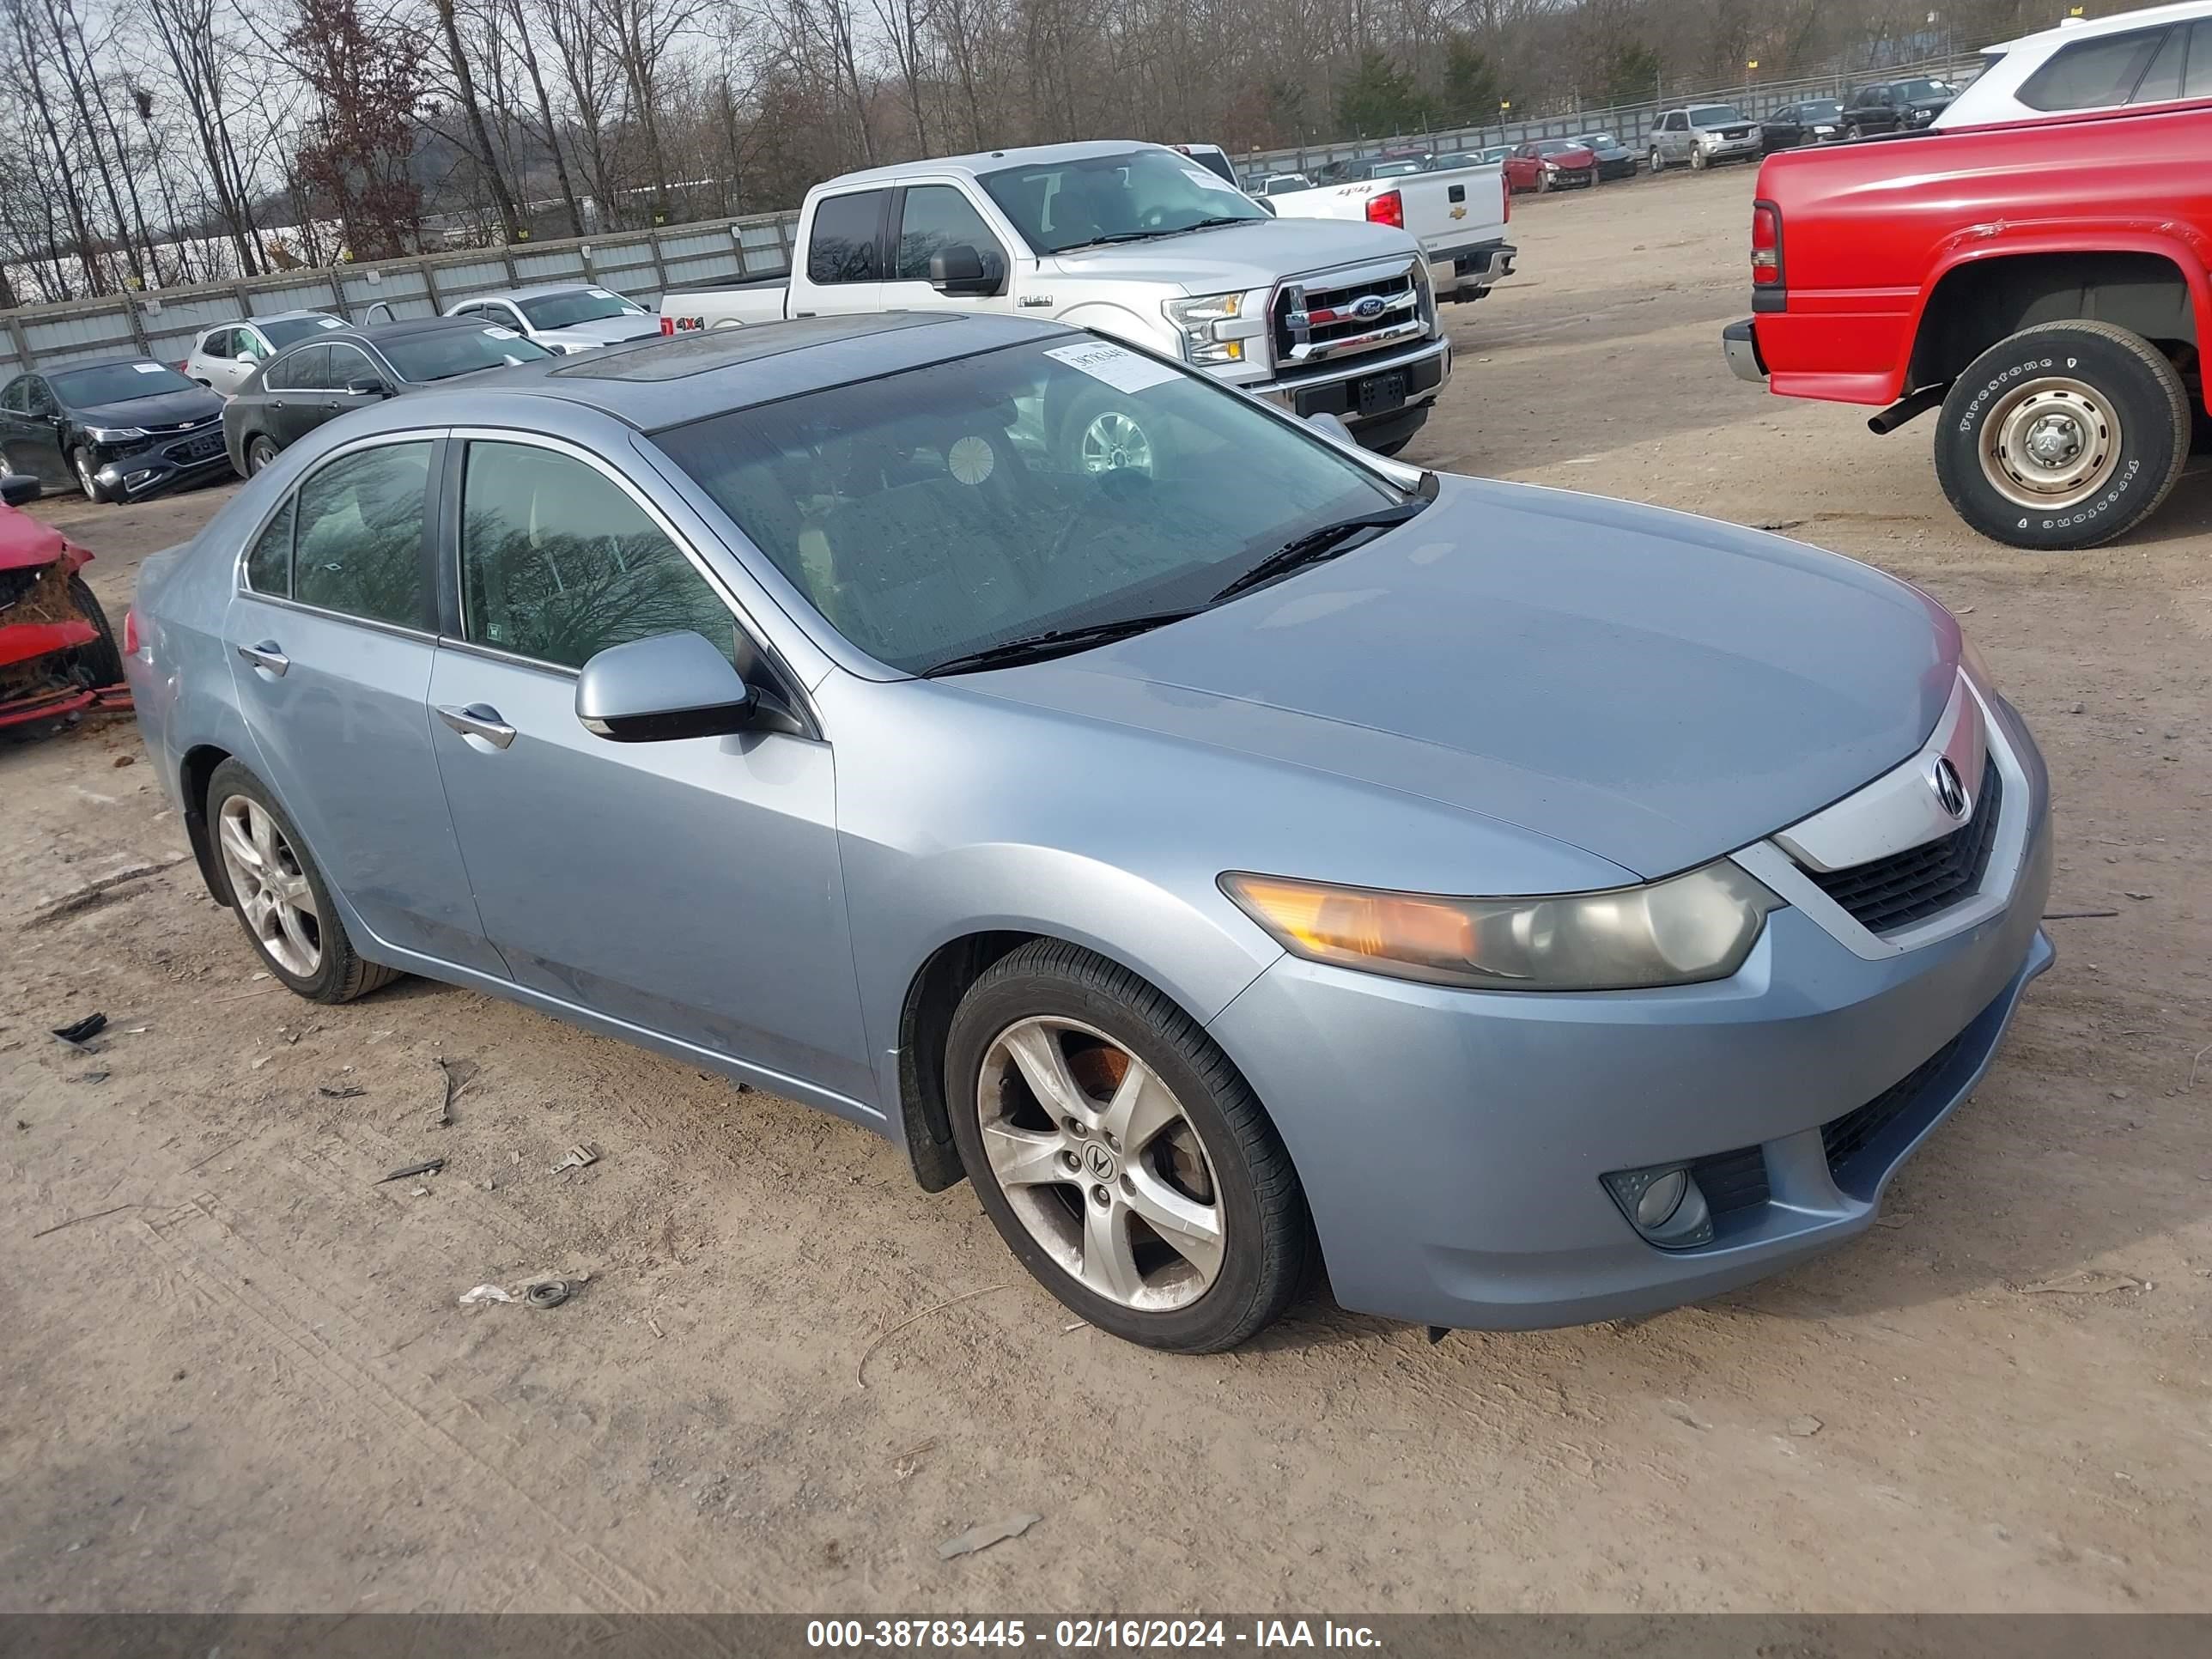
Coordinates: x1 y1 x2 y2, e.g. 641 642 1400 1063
236 640 288 676
436 702 516 750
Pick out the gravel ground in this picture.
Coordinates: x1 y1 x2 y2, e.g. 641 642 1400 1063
3 163 2208 1613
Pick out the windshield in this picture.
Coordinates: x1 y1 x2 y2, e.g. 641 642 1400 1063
384 325 554 383
981 150 1266 255
1895 80 1955 101
51 362 198 404
516 288 645 329
1535 139 1588 155
1366 160 1427 177
1689 105 1747 126
655 337 1400 675
1579 133 1619 148
262 315 343 349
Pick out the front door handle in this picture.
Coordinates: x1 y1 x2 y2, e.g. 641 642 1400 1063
436 702 516 750
236 640 289 676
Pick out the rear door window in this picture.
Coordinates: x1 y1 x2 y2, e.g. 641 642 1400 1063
274 345 331 391
806 190 887 284
2019 27 2168 110
292 441 434 628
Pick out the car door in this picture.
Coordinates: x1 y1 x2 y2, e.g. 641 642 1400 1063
225 437 505 975
215 327 264 394
875 183 1018 316
789 186 892 318
4 377 71 486
1659 112 1687 161
267 344 331 447
0 375 49 479
424 432 872 1103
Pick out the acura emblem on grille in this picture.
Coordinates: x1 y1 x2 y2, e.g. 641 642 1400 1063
1930 757 1968 819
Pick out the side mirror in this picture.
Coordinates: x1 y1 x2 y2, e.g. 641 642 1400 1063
1 471 41 507
346 377 390 398
576 630 757 743
929 244 1001 297
1253 197 1278 216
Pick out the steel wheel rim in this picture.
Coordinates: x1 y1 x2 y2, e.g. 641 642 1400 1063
1982 375 2119 511
1078 410 1152 476
216 794 321 977
977 1015 1225 1312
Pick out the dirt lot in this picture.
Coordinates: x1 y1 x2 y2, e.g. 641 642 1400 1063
4 163 2208 1615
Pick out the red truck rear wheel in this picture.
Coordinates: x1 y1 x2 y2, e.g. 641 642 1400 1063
1934 320 2191 550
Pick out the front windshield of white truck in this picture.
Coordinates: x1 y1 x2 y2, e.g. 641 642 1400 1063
980 149 1268 256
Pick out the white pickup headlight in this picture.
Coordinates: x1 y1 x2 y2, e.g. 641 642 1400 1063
1221 862 1779 991
1162 292 1248 366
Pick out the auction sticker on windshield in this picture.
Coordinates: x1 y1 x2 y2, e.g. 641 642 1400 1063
1045 341 1180 395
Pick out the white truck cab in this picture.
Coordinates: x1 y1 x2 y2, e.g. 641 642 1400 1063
659 142 1453 454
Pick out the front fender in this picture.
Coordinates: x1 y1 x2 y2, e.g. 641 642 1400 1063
1050 301 1181 357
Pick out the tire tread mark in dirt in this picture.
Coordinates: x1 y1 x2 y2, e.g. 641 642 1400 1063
132 1197 746 1626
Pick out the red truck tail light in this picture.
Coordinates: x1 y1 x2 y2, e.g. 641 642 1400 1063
1366 190 1404 230
1501 172 1510 224
1751 201 1783 286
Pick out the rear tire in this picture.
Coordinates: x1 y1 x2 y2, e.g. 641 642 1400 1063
245 434 279 477
945 940 1314 1352
204 757 400 1004
1934 319 2191 550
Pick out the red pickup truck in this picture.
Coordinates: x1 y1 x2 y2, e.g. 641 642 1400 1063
1723 100 2211 549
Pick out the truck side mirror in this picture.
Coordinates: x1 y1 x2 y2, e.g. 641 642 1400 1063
929 245 1001 297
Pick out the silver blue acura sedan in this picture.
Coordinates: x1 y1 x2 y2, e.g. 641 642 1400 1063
122 313 2054 1352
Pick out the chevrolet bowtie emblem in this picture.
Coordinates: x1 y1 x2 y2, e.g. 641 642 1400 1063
1449 204 1468 219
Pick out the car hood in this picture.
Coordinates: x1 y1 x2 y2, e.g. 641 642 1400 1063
960 477 1958 881
1544 148 1598 165
75 386 225 429
541 316 662 348
1047 217 1421 295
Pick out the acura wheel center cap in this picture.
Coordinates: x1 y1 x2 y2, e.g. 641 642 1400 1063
1085 1142 1118 1182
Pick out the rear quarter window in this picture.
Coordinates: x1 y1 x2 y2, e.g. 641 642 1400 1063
2018 27 2168 110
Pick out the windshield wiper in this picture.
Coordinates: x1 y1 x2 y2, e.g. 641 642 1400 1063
1161 216 1257 235
1211 501 1427 604
921 610 1201 678
1054 230 1170 252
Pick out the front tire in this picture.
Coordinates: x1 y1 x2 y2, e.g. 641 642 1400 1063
1649 147 1664 173
62 574 122 685
205 758 400 1004
945 940 1313 1352
1934 320 2191 550
1690 145 1708 170
71 448 110 504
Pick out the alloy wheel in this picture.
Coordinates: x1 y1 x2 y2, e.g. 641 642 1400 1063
975 1015 1225 1311
75 450 99 501
247 437 277 477
216 794 322 977
1980 375 2120 512
1077 410 1153 476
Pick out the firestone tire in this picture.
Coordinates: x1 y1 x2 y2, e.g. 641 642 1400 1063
1934 320 2191 552
944 939 1315 1353
204 757 402 1005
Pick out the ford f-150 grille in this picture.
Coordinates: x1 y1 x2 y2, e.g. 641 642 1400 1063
1272 264 1425 376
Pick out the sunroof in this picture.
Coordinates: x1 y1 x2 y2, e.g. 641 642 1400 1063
551 313 955 380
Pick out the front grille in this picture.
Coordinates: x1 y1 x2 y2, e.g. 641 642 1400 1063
1273 268 1420 373
167 431 225 462
1821 1035 1966 1192
1803 757 2002 934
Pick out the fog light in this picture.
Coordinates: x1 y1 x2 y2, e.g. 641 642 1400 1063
1602 1164 1715 1250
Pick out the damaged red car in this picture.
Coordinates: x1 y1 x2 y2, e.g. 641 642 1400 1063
1 474 128 732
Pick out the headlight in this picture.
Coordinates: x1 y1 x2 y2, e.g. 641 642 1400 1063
83 425 148 442
1220 861 1779 992
1959 634 1999 694
1162 292 1249 366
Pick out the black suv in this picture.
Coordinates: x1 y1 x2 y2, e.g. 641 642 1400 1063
1841 77 1960 137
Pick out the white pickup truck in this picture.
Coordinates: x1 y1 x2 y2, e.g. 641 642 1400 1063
1267 156 1516 304
659 141 1452 454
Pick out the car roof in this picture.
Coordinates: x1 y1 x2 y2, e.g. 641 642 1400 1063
331 312 1073 435
1993 0 2212 52
460 282 631 303
41 356 162 375
818 140 1182 191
